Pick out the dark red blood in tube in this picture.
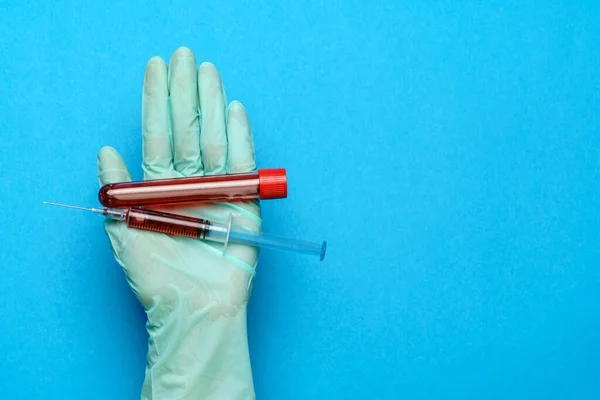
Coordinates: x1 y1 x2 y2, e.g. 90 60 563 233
99 169 287 208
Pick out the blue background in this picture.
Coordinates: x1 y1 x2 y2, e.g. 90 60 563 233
1 1 599 399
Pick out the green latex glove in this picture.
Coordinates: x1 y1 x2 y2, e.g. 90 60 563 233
97 47 260 400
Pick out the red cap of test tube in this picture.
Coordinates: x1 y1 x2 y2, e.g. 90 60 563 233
258 168 287 199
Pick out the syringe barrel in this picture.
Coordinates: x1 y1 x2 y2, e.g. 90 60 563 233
120 208 326 260
125 208 212 239
99 169 287 208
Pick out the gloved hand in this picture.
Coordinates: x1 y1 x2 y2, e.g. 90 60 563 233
96 47 261 400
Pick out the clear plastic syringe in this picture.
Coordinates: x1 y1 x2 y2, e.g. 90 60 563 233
43 202 326 261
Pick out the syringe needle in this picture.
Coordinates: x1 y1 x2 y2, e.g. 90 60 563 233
42 202 94 212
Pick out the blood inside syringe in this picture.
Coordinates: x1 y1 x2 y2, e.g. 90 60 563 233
126 208 211 239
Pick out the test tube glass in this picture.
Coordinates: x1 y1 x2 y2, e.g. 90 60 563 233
99 169 287 207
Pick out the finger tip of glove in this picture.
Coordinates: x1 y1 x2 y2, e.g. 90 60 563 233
227 101 249 125
147 55 166 67
199 61 220 79
144 57 167 95
172 46 194 58
145 57 167 79
228 100 244 111
98 146 118 160
97 146 131 184
199 61 216 70
97 146 121 170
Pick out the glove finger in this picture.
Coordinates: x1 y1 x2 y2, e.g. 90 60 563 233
97 146 131 185
225 101 260 217
226 101 256 174
168 47 203 177
142 56 178 180
97 147 134 250
198 62 228 176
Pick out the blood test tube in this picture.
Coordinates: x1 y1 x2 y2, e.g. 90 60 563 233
98 169 287 208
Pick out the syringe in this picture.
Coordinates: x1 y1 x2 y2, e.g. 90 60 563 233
43 202 326 261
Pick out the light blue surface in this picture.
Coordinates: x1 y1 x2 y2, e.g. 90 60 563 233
1 2 599 399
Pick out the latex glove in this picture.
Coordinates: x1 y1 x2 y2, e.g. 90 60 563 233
97 47 261 400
